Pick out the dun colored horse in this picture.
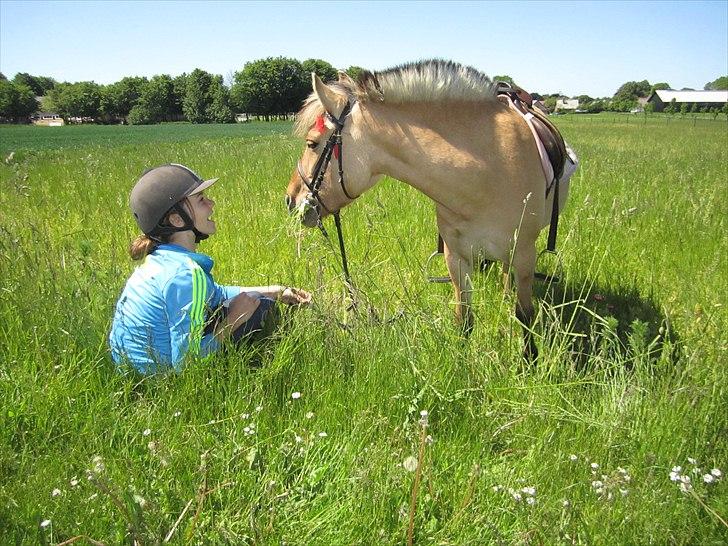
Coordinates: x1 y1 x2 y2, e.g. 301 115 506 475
286 60 578 358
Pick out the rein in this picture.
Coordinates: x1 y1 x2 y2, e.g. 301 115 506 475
296 101 356 295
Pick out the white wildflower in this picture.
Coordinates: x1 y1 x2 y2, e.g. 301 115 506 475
703 474 715 484
562 499 570 508
687 457 697 465
92 455 105 474
40 519 51 528
241 413 249 419
70 477 79 487
133 494 146 508
295 435 303 443
403 456 418 472
620 488 629 497
526 496 536 505
680 481 693 493
711 468 722 478
51 488 61 497
521 486 536 496
142 428 151 436
511 491 523 502
591 462 600 470
305 412 314 419
173 411 181 418
291 392 301 400
569 454 578 462
318 431 327 438
255 405 263 412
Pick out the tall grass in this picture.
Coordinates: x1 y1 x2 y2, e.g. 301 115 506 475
0 116 726 544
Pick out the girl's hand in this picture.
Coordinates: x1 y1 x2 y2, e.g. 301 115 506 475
280 287 312 305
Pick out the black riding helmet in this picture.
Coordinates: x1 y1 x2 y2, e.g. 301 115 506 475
130 164 218 243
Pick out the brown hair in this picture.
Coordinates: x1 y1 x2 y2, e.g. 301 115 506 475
129 234 159 260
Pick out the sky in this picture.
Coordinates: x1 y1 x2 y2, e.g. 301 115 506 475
1 0 726 98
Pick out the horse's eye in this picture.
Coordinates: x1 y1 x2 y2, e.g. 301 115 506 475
306 140 318 150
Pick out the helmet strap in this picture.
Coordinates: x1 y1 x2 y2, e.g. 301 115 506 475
149 200 209 243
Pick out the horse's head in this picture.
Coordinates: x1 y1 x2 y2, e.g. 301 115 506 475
286 72 375 227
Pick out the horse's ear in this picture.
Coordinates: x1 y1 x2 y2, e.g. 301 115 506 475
312 73 344 116
337 70 355 86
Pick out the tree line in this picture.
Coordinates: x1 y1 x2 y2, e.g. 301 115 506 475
0 58 363 124
0 60 725 124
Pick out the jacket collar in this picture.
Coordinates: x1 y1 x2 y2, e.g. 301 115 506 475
156 243 214 273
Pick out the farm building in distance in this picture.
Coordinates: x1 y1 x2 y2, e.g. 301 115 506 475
555 98 579 111
647 89 728 112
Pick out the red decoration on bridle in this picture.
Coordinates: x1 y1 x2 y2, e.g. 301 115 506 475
315 115 340 159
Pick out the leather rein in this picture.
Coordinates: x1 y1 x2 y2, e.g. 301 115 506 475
296 100 356 291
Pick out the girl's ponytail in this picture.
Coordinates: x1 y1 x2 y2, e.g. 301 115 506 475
129 234 158 261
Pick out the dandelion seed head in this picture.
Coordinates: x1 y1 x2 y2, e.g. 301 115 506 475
403 456 418 472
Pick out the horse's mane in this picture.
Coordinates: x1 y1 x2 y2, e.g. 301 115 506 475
294 60 496 137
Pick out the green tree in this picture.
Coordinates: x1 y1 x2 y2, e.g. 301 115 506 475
704 76 728 90
0 80 39 121
345 66 364 81
611 80 651 112
12 73 56 95
493 75 516 87
171 73 188 119
183 69 214 123
181 69 233 123
207 76 234 123
127 75 176 125
47 81 102 120
543 96 558 112
302 59 337 83
231 57 307 119
100 76 147 121
650 82 671 93
664 98 678 114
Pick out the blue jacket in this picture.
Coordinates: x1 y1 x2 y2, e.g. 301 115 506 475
109 244 243 373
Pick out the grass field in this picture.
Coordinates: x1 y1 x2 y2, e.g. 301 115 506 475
1 115 726 544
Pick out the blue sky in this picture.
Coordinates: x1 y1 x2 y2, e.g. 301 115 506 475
1 1 726 97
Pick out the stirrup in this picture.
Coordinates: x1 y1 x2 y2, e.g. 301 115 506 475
425 249 451 283
534 249 563 284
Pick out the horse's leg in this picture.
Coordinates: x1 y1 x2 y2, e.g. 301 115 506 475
443 243 474 336
512 244 538 361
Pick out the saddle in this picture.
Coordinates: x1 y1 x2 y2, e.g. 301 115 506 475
495 82 567 191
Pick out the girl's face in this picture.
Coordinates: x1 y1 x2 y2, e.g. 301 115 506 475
186 192 216 236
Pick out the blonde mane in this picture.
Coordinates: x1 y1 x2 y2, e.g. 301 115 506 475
294 60 496 137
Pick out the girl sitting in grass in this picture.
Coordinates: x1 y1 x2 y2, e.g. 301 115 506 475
109 163 311 373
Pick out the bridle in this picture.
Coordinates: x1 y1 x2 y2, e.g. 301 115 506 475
296 100 357 292
296 100 356 216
